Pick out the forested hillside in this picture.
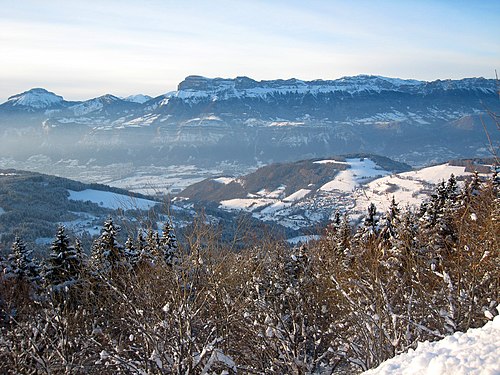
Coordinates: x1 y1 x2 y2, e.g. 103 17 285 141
1 171 498 373
0 169 161 251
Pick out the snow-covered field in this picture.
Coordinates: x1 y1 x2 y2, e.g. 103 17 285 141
351 163 478 216
320 158 391 193
363 310 500 375
68 189 158 210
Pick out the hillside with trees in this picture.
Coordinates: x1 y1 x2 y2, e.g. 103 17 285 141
0 170 498 373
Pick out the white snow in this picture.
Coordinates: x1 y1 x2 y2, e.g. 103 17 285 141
8 88 63 109
68 189 158 210
0 207 5 216
213 177 235 184
220 198 274 212
268 121 305 127
123 94 152 104
399 164 470 185
351 163 479 216
320 158 390 192
314 159 348 165
284 189 311 202
121 114 159 127
258 185 286 199
363 309 500 375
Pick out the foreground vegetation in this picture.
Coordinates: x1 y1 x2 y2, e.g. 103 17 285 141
0 172 498 374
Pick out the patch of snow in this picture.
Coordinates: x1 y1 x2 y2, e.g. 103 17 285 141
320 158 390 192
68 189 158 210
399 164 468 185
122 94 152 104
220 198 275 212
121 114 159 127
260 200 292 214
256 185 286 199
268 121 305 127
0 207 5 215
283 189 311 202
213 177 235 184
363 308 500 375
314 159 348 165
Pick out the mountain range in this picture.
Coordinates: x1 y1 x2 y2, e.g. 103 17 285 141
0 75 498 172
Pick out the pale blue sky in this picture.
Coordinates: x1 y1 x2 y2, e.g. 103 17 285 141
1 0 499 102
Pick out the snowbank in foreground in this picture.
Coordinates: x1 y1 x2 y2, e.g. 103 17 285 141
364 311 500 375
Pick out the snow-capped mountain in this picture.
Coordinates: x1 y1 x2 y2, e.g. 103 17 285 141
0 75 498 169
1 88 67 112
123 94 153 104
68 94 127 116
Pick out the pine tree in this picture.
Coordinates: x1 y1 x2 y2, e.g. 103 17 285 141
379 196 400 243
358 203 379 242
44 226 82 291
135 229 154 266
6 237 40 283
124 235 139 267
90 218 124 273
160 222 178 265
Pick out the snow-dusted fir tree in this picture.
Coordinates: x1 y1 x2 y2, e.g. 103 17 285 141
357 202 379 243
160 222 178 265
135 229 154 266
5 237 40 283
90 218 124 273
44 226 83 291
124 235 139 267
379 196 400 244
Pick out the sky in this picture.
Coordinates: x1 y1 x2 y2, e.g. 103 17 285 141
1 0 499 102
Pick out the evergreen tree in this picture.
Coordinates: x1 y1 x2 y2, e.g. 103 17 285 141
124 235 139 267
5 237 40 283
90 218 124 273
379 196 400 243
358 203 379 242
44 226 82 290
160 222 178 265
135 229 154 266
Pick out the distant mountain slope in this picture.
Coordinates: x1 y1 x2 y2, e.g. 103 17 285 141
0 75 498 168
177 156 493 232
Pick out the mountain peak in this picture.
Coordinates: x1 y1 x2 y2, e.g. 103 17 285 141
7 88 64 110
123 94 152 104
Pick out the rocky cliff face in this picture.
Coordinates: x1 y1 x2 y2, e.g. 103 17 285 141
0 75 498 167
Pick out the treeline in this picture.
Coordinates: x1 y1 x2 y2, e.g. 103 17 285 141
0 172 498 374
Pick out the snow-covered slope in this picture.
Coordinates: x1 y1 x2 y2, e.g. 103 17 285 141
351 163 477 215
69 94 123 116
363 309 500 375
123 94 152 104
68 189 158 210
319 158 390 193
4 88 65 111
